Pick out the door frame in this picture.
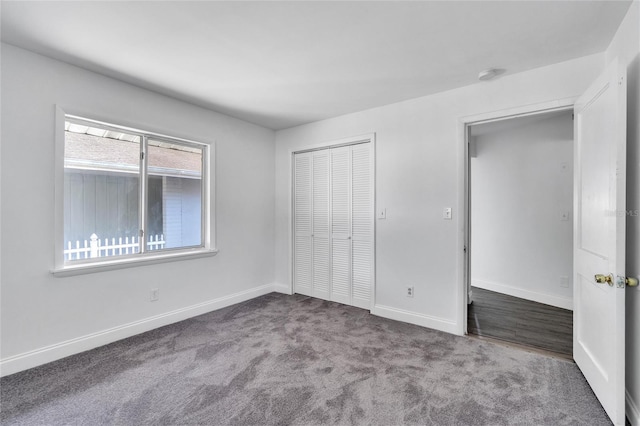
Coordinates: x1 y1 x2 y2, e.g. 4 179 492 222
288 133 376 311
456 98 577 335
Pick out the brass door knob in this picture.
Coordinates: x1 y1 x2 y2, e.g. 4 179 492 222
627 277 639 287
595 274 613 286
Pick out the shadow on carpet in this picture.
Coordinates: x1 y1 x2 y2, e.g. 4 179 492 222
0 293 611 425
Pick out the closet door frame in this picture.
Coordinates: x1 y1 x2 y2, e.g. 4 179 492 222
289 134 376 311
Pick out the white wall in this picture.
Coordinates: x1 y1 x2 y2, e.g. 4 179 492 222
275 53 604 334
470 112 574 310
1 7 636 419
0 44 276 375
605 2 640 424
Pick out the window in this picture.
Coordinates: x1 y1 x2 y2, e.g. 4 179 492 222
55 111 215 275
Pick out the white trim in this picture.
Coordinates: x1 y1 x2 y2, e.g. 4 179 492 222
52 248 219 277
370 136 377 311
288 150 295 295
627 388 640 426
272 283 293 295
472 279 573 311
0 283 277 377
459 97 579 125
54 106 66 270
456 114 468 335
457 97 578 335
372 304 459 335
292 133 375 155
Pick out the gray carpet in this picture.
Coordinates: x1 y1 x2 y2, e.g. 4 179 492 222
1 293 611 425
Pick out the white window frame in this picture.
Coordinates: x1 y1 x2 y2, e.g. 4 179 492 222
53 106 217 277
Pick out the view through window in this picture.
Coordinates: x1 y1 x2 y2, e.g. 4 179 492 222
63 118 205 262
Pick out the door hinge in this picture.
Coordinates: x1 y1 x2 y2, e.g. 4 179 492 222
140 152 145 160
463 245 467 253
139 229 144 238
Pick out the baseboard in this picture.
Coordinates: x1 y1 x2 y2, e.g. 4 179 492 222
628 388 640 426
372 304 459 335
0 283 277 377
272 282 293 295
472 279 573 310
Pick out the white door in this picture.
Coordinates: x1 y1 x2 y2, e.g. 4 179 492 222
312 150 331 300
293 152 313 297
351 143 374 309
330 146 352 305
574 60 627 425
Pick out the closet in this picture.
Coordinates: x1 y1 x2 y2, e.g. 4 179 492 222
293 142 373 309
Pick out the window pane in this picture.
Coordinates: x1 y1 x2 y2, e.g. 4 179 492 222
147 139 203 250
64 122 141 261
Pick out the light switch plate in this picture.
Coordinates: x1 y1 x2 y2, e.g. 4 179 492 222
377 208 386 219
443 207 452 220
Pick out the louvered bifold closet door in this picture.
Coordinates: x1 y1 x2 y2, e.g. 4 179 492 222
330 146 352 305
294 152 313 296
312 151 331 300
351 143 373 309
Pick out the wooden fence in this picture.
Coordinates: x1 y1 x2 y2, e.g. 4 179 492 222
64 233 165 260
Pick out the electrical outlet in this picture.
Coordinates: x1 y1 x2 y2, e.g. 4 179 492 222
150 288 159 301
406 286 414 297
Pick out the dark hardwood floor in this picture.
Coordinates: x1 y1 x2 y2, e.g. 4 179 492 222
468 286 573 357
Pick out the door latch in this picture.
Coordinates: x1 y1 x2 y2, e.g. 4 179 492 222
600 274 639 288
619 275 639 288
595 274 613 286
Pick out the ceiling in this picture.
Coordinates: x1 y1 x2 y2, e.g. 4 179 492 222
0 1 631 130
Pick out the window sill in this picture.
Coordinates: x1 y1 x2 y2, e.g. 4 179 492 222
52 248 219 277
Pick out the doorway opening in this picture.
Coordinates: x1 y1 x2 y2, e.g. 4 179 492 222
465 108 574 358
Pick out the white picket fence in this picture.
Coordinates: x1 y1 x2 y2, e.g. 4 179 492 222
64 233 165 260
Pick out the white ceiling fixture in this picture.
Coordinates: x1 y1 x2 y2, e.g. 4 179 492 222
0 1 632 130
478 68 502 82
